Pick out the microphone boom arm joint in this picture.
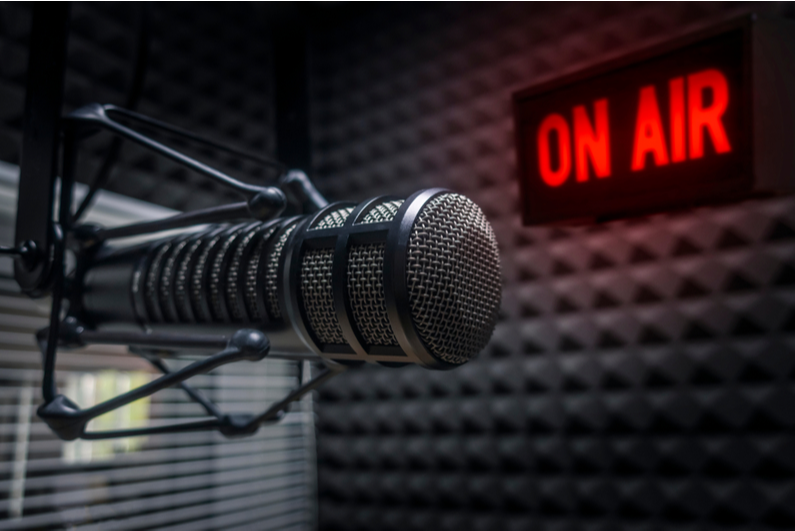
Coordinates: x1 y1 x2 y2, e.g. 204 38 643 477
64 103 291 244
36 321 345 440
15 94 335 441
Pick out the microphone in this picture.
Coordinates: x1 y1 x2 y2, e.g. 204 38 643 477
78 188 502 369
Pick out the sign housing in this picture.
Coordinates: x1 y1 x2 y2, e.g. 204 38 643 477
513 15 795 226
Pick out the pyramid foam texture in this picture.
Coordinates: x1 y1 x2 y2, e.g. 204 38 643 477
310 3 795 530
0 2 276 211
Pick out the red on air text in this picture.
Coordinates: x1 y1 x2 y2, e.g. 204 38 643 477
536 68 732 187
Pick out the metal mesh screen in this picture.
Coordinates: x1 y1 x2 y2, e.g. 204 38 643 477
311 207 355 230
301 248 347 346
347 243 397 347
266 224 296 320
208 226 249 322
357 200 404 225
144 243 171 322
190 232 224 324
158 238 190 323
406 193 501 365
175 236 206 322
243 225 279 322
226 228 261 322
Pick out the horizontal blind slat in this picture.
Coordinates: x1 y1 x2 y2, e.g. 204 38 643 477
0 460 308 514
0 425 304 458
0 163 314 529
152 501 309 531
2 437 307 479
72 486 309 531
0 437 307 491
220 512 309 531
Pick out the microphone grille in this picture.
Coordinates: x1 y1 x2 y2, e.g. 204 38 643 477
346 199 405 347
243 227 277 321
358 200 403 224
265 224 296 319
159 238 190 322
348 242 398 346
312 207 354 230
175 236 208 322
191 232 224 322
228 225 275 322
406 193 501 365
145 243 172 322
300 205 362 344
209 225 249 321
302 247 347 344
286 191 501 368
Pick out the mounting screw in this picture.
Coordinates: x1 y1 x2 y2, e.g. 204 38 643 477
229 329 270 361
11 240 41 271
72 224 103 248
247 188 286 220
219 413 261 438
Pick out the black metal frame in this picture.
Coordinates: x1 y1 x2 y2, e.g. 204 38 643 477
12 4 342 441
30 105 340 440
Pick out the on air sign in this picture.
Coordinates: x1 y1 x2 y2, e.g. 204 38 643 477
513 16 795 225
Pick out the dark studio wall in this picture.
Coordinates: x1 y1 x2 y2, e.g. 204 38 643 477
3 2 795 530
0 2 277 211
308 3 795 530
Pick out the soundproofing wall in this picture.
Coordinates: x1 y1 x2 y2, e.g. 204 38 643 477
309 3 795 530
0 2 276 212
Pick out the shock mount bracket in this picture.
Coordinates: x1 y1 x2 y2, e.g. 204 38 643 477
14 6 337 441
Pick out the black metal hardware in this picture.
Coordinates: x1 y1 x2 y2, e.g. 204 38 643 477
272 5 313 172
32 117 335 438
57 322 320 362
88 201 255 242
26 101 337 439
279 169 329 213
64 104 288 231
14 4 71 296
39 329 268 440
14 3 337 441
37 323 345 440
146 356 225 419
40 224 65 404
0 241 40 268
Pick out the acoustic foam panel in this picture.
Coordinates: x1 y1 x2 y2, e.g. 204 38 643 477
309 3 795 530
0 2 276 212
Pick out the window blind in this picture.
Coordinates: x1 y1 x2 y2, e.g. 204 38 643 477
0 163 316 530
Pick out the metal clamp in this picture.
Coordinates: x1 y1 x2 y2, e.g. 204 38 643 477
36 322 345 440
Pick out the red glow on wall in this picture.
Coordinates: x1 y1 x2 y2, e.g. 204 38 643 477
537 113 571 187
574 99 611 182
688 69 732 158
631 86 670 171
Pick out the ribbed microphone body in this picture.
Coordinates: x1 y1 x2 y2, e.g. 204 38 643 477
78 189 502 369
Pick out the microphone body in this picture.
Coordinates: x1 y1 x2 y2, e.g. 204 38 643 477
78 189 502 369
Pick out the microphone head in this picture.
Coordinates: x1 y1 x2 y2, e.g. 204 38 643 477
283 189 502 369
82 189 500 370
404 193 502 365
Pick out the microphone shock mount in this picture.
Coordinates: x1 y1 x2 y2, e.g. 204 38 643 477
16 100 343 441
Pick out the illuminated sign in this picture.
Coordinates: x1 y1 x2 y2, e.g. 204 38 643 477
513 16 795 225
